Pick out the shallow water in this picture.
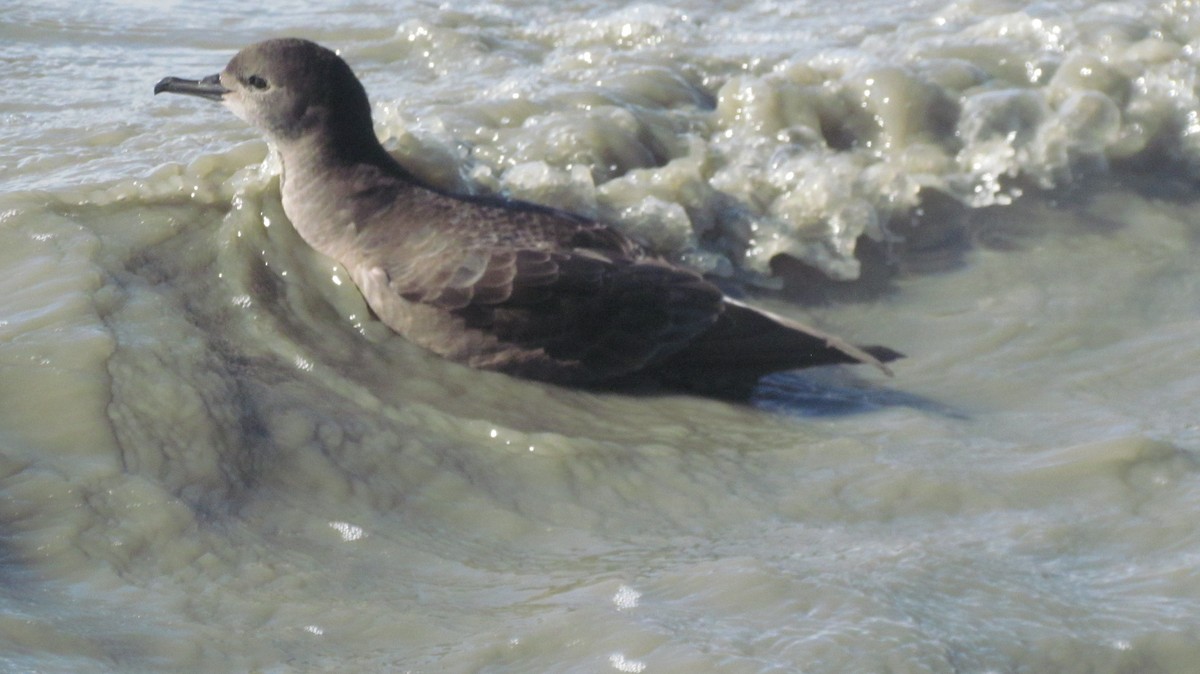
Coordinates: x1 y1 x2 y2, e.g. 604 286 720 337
3 0 1200 672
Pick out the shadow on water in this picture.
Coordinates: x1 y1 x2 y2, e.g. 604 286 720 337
749 368 966 420
748 170 1200 422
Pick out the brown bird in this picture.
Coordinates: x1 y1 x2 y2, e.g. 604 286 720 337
155 38 899 398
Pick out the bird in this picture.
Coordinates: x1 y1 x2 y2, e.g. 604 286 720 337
154 38 900 398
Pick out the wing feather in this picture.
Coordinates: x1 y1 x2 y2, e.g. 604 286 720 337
380 222 722 380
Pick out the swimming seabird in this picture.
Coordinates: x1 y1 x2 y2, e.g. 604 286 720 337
155 38 900 397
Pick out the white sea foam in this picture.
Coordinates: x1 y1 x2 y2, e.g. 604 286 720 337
370 0 1200 280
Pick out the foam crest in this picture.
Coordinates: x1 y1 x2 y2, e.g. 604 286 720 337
373 0 1200 280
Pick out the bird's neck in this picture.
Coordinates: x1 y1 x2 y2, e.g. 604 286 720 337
275 130 415 261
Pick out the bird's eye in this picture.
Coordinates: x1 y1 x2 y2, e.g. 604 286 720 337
246 75 269 90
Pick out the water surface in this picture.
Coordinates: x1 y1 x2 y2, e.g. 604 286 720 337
2 0 1200 671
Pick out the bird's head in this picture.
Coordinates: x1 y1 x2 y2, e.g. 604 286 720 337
155 38 376 149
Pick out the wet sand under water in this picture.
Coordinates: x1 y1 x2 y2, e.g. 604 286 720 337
1 173 1199 672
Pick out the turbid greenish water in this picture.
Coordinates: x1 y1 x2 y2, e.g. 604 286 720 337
3 0 1200 671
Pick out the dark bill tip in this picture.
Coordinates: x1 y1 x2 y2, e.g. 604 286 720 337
154 74 228 101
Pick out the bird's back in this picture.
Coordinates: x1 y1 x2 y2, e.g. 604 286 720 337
337 178 728 384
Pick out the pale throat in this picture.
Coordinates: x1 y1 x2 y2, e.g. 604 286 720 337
276 137 361 261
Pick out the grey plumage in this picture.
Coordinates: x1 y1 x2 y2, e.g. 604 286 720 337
155 38 900 398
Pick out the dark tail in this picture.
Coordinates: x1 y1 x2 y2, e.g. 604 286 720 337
647 297 902 398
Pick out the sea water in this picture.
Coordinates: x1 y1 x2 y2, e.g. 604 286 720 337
2 0 1200 671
